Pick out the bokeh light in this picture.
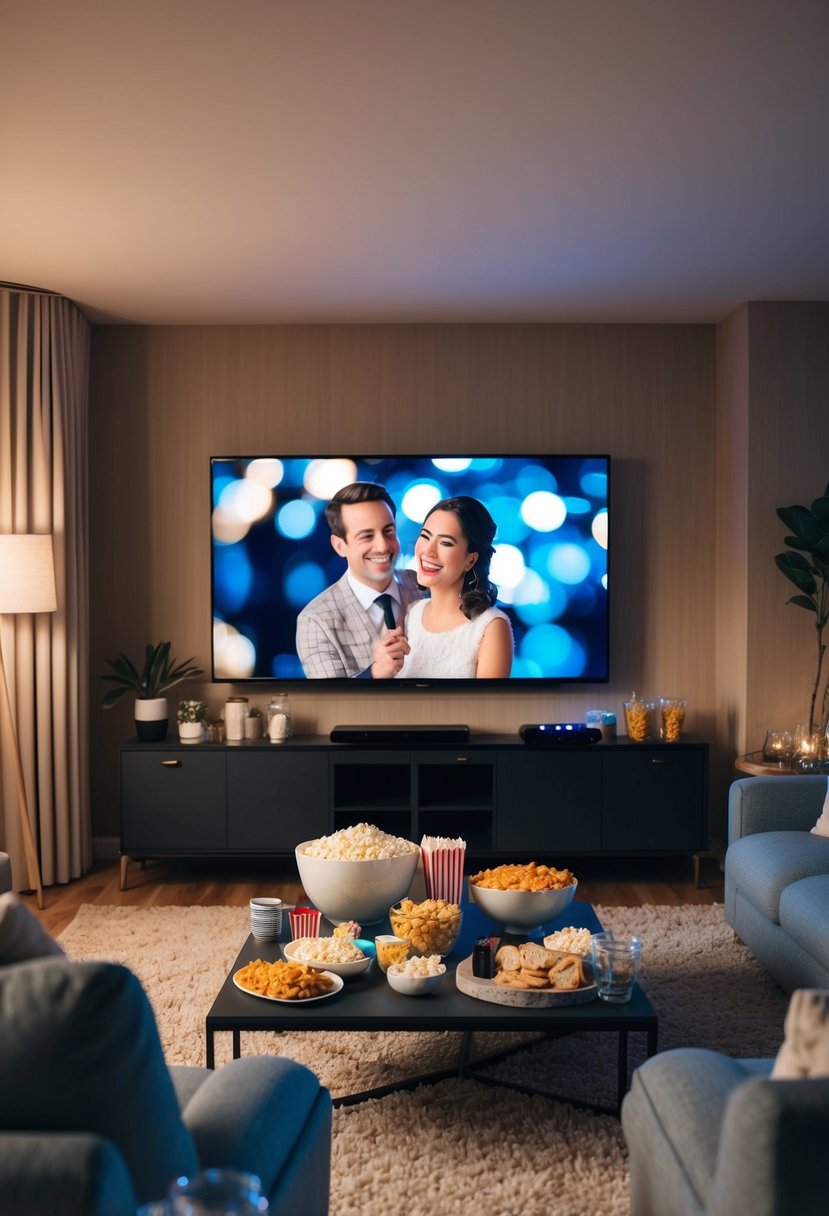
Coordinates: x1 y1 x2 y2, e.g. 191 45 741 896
303 458 358 500
521 490 567 532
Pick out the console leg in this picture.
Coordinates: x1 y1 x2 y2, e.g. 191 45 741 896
119 854 131 890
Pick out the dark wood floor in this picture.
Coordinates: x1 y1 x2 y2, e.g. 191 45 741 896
23 853 725 938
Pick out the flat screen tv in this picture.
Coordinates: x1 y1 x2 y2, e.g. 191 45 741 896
210 455 609 686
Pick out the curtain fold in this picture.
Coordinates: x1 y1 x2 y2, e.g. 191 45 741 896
0 289 91 889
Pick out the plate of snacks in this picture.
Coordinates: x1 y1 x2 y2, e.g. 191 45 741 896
389 897 463 956
283 935 374 978
467 861 577 933
455 938 596 1007
233 958 344 1003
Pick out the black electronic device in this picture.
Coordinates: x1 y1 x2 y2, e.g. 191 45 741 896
518 723 602 745
330 724 471 746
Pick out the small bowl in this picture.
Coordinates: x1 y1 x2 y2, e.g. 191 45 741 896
282 937 374 978
468 880 577 934
386 963 446 997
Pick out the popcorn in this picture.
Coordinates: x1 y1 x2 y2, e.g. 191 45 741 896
388 954 444 977
290 936 367 964
542 926 593 957
300 823 418 861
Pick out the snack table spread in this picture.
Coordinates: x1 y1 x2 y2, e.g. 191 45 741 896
205 897 658 1114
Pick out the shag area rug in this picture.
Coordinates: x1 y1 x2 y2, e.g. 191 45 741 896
59 904 788 1216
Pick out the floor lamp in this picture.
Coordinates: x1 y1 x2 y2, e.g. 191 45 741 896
0 534 57 909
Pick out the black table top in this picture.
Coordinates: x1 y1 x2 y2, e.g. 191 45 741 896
206 900 657 1037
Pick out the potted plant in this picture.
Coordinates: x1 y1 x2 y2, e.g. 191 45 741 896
101 642 204 741
177 698 208 742
775 481 829 755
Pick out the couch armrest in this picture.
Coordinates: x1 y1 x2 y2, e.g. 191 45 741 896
0 1132 137 1216
728 776 827 841
708 1076 829 1216
181 1056 331 1199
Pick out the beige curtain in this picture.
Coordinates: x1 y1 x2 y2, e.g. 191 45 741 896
0 288 91 890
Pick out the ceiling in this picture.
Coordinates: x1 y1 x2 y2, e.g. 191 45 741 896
2 0 829 326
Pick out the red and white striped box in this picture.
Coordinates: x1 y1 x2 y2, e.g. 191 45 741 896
289 906 321 940
420 835 466 904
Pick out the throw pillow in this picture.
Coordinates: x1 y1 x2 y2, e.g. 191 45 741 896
810 777 829 837
771 988 829 1079
0 892 64 963
0 958 199 1203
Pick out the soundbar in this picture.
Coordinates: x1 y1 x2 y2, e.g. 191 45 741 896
330 724 472 746
519 723 602 745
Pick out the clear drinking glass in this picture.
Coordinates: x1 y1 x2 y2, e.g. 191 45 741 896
590 932 642 1003
169 1169 268 1215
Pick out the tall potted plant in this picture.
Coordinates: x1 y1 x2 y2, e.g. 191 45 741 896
101 642 204 741
775 481 829 752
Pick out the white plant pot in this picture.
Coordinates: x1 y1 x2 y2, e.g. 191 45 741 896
135 696 168 742
178 720 205 742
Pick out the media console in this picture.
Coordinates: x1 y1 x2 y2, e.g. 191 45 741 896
118 734 709 889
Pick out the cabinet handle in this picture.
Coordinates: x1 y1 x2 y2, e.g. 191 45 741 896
651 758 668 766
455 756 469 763
161 759 182 767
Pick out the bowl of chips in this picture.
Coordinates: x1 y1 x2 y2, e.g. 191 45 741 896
282 936 375 978
468 862 578 934
389 898 463 957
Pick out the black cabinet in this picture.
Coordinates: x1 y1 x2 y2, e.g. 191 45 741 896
118 735 708 886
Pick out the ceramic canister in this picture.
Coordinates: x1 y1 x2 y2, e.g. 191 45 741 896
224 696 249 741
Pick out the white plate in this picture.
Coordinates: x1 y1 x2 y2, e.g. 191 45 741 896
282 938 373 978
233 968 344 1003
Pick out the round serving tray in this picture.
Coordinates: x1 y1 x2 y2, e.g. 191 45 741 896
454 955 598 1007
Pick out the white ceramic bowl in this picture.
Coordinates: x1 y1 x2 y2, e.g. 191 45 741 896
468 880 578 934
386 963 446 996
294 842 419 925
282 937 374 978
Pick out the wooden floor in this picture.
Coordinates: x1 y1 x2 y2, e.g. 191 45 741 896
22 853 725 938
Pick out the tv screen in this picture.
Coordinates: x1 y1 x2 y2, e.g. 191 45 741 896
210 455 609 686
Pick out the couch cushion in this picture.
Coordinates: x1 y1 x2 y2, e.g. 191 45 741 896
0 893 64 964
779 876 829 975
0 958 199 1205
725 831 829 922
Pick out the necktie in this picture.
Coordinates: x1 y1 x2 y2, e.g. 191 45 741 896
374 593 396 630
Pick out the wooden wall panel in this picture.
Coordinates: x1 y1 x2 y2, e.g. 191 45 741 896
89 322 718 837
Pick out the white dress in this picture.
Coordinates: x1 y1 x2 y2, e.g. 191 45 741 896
396 599 512 678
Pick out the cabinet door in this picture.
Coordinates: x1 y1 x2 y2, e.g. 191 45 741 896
227 752 330 850
602 748 707 851
495 751 602 852
121 751 226 851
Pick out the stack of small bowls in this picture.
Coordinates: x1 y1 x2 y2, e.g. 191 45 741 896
249 897 283 941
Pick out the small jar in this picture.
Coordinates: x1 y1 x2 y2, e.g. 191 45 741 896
585 709 617 743
244 708 263 740
267 693 293 743
225 696 249 741
658 698 687 743
624 694 656 743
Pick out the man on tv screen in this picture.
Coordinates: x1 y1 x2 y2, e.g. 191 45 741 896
295 482 421 678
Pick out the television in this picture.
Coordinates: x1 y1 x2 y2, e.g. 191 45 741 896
210 455 609 686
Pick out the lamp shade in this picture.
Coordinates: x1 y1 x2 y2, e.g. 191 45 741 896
0 535 57 614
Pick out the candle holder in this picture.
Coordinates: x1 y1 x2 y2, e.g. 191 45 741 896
762 729 794 766
792 726 824 772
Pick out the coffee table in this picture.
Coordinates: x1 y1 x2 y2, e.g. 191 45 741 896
205 901 657 1115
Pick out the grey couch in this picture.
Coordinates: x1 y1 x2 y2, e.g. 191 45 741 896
0 955 332 1216
725 774 829 991
622 1045 829 1216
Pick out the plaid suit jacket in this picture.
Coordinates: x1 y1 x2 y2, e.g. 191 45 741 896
296 570 422 678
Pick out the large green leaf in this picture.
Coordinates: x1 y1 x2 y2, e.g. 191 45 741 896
777 504 825 549
775 551 817 595
101 641 203 707
786 594 818 613
811 495 829 529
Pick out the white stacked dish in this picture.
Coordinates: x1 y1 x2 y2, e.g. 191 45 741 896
249 896 283 941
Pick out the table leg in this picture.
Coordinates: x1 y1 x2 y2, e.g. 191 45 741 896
233 1029 241 1059
457 1030 474 1074
206 1029 214 1070
647 1023 658 1058
617 1031 628 1110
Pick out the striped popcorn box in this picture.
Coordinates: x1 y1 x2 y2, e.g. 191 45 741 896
420 835 466 905
289 906 321 940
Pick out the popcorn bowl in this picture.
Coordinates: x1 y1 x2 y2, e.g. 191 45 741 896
295 840 419 925
386 960 446 997
468 880 577 935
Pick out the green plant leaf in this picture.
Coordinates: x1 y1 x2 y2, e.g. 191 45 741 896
775 551 817 595
811 495 829 529
777 504 825 548
786 594 818 613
